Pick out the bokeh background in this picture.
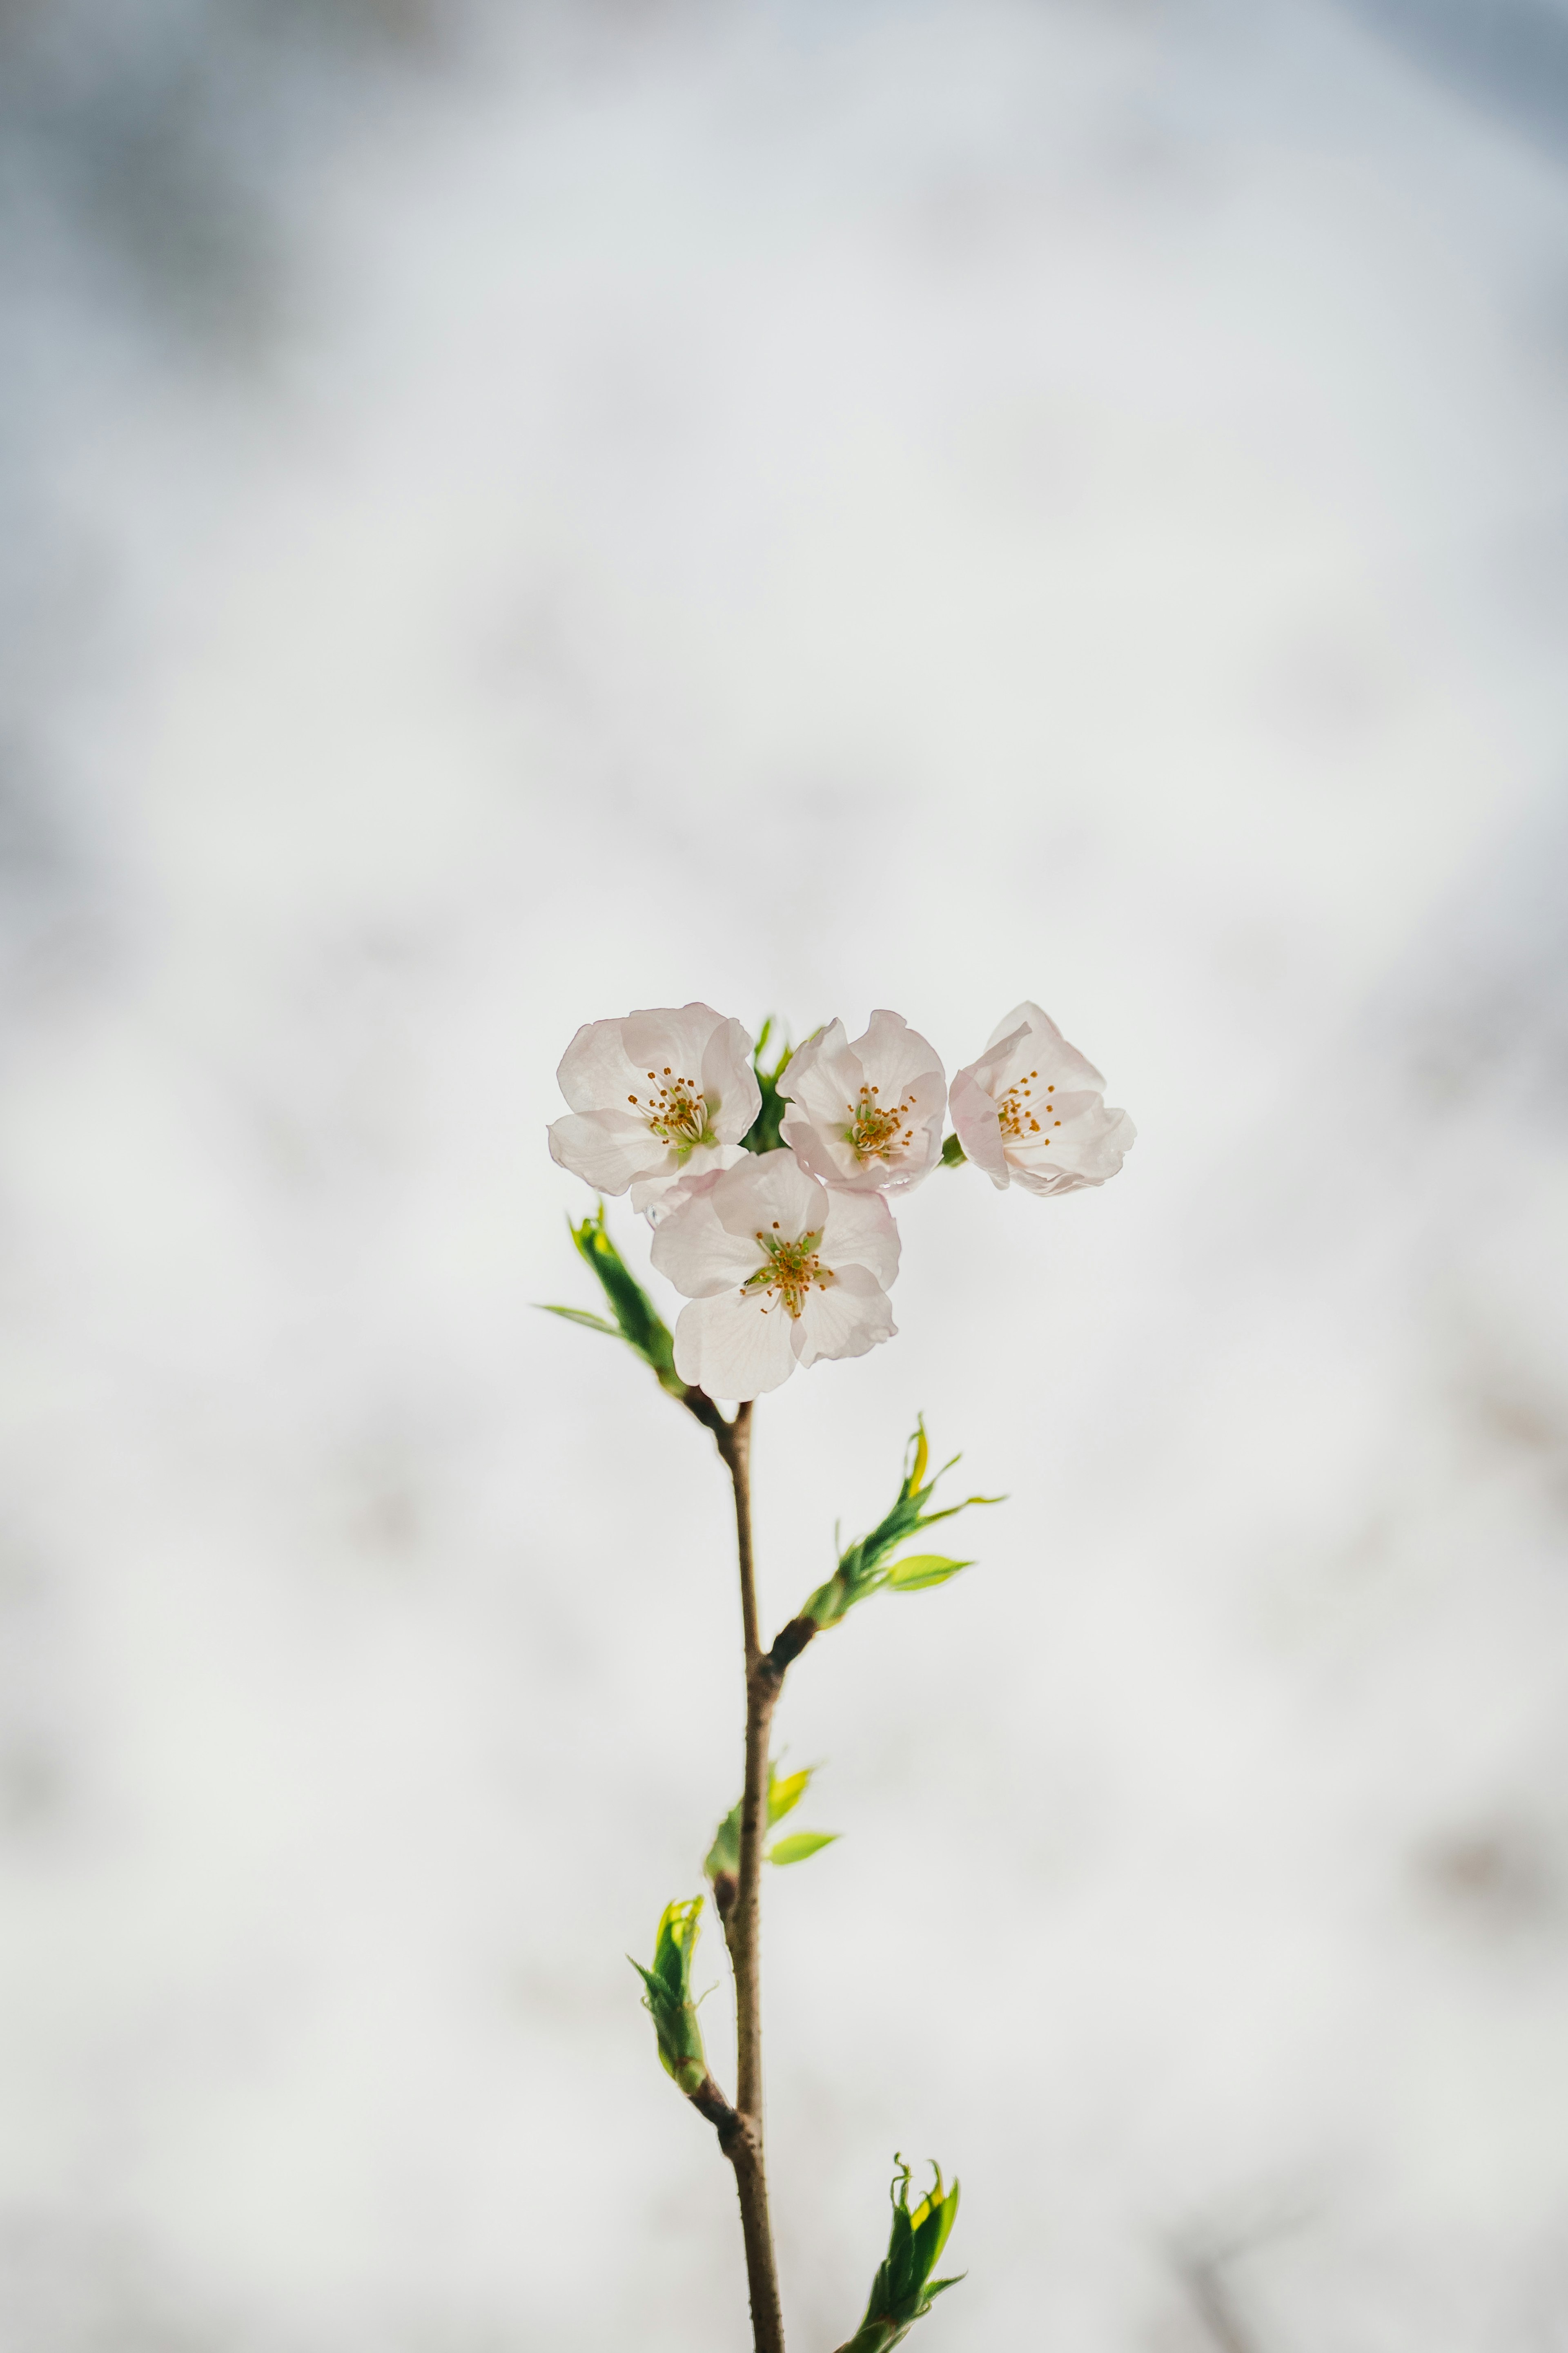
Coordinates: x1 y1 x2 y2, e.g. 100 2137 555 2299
3 2 1568 2346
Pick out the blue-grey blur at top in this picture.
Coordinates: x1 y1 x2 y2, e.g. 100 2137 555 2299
0 4 1566 2351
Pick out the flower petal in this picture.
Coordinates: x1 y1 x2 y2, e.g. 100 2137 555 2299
792 1262 897 1367
1006 1103 1136 1194
947 1068 1009 1187
700 1018 763 1143
556 1019 646 1115
650 1173 765 1296
706 1147 829 1242
548 1109 669 1194
631 1143 745 1221
985 1001 1107 1093
820 1186 901 1291
673 1289 797 1398
621 1002 736 1086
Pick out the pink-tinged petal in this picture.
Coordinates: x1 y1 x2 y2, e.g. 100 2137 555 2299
857 1008 947 1108
548 1109 669 1193
820 1187 901 1291
700 1018 763 1143
792 1264 897 1367
631 1143 745 1222
1006 1104 1136 1195
650 1177 764 1297
777 1021 864 1187
947 1067 1009 1188
778 1106 861 1190
985 1002 1107 1093
621 1001 729 1088
556 1018 645 1114
777 1020 853 1109
706 1147 828 1242
674 1290 797 1399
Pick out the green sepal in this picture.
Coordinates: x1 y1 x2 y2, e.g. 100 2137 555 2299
939 1132 967 1168
767 1831 839 1866
800 1421 1002 1631
629 1896 710 2096
539 1203 685 1399
833 2158 964 2353
739 1017 798 1155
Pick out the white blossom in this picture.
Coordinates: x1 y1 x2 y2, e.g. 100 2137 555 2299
949 1001 1134 1195
778 1010 946 1195
548 1003 762 1216
650 1149 899 1399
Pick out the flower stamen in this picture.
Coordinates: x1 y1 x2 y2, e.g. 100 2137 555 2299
743 1227 833 1320
843 1083 918 1166
627 1070 718 1156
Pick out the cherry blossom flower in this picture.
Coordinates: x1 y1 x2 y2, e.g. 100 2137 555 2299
778 1011 946 1195
548 1003 762 1216
949 1001 1134 1195
650 1149 899 1399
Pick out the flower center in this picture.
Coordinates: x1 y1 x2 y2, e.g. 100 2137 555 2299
626 1067 719 1157
743 1225 834 1321
843 1083 918 1166
996 1070 1062 1145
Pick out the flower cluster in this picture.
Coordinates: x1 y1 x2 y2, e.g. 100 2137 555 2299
548 999 1133 1401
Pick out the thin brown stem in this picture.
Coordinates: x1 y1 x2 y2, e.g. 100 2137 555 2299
698 1397 784 2353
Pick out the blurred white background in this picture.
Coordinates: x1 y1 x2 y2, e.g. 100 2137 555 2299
2 1 1567 2346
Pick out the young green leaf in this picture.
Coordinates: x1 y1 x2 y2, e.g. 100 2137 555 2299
766 1831 839 1867
884 1554 973 1592
766 1767 813 1825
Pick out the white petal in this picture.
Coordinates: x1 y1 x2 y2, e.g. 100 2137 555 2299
820 1187 901 1291
621 1002 728 1086
856 1008 946 1108
1006 1103 1136 1194
792 1263 897 1368
700 1018 763 1143
947 1068 1009 1188
547 1109 668 1194
631 1143 745 1222
674 1289 797 1399
707 1148 829 1242
777 1106 862 1190
650 1175 765 1296
985 1002 1107 1093
556 1018 645 1114
777 1022 863 1186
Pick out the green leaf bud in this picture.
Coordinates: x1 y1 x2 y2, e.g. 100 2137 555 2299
628 1897 710 2097
833 2157 964 2353
704 1761 837 1918
797 1421 1002 1632
939 1131 967 1169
